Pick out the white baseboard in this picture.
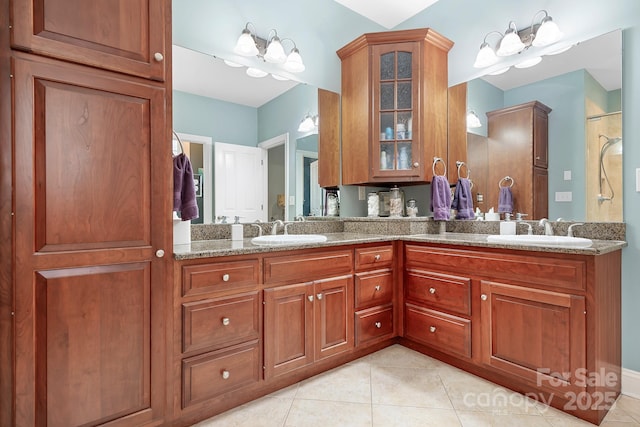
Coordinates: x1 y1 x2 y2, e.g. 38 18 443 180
622 368 640 399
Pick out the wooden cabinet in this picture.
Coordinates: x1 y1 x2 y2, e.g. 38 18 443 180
263 250 354 379
318 88 341 188
486 101 551 219
447 82 468 185
338 29 453 185
10 0 168 80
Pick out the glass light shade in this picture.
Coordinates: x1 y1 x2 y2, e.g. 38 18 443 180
497 28 525 56
487 66 510 75
271 73 289 81
283 48 305 73
515 56 542 68
532 17 562 47
246 67 268 78
466 111 482 128
223 59 243 68
473 43 499 68
264 37 287 63
234 30 258 56
298 116 316 132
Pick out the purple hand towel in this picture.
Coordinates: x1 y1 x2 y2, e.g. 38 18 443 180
173 153 200 221
452 178 474 219
430 175 451 221
498 186 513 213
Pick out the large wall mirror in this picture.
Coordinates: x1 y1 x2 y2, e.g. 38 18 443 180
465 29 622 222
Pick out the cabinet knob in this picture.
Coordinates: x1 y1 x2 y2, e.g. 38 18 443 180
222 274 230 282
221 370 230 380
429 326 436 333
374 254 381 261
375 322 382 329
375 285 381 291
316 293 323 300
536 156 541 160
154 52 164 62
429 287 436 294
413 162 420 168
481 294 487 301
308 295 314 302
222 317 230 326
155 249 165 258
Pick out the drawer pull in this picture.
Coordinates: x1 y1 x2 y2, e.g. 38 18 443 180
221 370 230 380
308 295 314 302
429 326 436 333
375 321 382 328
429 287 436 294
221 317 230 326
481 294 487 301
374 254 381 261
316 293 323 300
222 274 230 282
375 285 381 291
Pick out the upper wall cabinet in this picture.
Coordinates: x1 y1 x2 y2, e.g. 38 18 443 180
337 29 453 185
318 89 341 188
10 0 168 81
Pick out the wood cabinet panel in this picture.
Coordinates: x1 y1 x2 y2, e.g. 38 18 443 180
182 341 260 409
263 249 352 285
355 304 394 346
182 291 260 354
355 269 394 309
182 260 259 297
355 245 394 270
318 88 341 188
404 303 471 358
314 275 354 361
11 0 168 80
405 269 471 315
447 82 468 185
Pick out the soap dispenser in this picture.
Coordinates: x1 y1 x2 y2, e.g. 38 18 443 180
231 216 243 241
499 214 516 235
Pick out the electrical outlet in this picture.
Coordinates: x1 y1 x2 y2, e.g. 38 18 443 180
564 170 572 181
358 186 366 200
636 168 640 192
555 191 573 202
289 196 295 205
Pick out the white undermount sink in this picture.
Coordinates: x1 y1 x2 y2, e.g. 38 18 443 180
486 234 593 248
251 234 328 246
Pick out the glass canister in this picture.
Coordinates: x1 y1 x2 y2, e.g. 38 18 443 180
367 192 379 217
406 199 418 217
389 186 402 217
326 192 339 216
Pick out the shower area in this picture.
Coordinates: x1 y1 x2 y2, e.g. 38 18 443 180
586 112 622 221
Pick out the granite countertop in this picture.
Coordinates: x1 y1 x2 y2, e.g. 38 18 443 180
173 231 627 260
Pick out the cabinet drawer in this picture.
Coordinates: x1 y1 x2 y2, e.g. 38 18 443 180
182 291 260 354
182 341 260 408
405 269 470 315
355 305 394 346
355 245 394 270
264 249 352 285
183 259 259 296
355 269 393 309
404 303 471 358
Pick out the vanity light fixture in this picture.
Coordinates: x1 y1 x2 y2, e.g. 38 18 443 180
298 114 318 133
474 10 563 69
466 110 482 129
233 22 305 77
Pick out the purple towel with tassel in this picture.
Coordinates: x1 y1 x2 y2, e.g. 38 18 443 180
173 153 199 221
430 175 451 221
452 178 474 219
498 186 513 213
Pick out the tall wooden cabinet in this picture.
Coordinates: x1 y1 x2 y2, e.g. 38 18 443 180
318 89 341 188
338 29 453 185
1 1 172 426
486 101 551 219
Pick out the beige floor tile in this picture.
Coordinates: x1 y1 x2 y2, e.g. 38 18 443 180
295 360 371 403
284 399 371 427
372 404 462 427
371 366 453 409
193 396 292 427
612 396 640 423
456 410 553 427
545 416 602 426
364 344 447 369
267 382 299 399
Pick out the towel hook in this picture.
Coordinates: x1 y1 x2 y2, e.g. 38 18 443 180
456 161 470 179
498 176 514 189
172 130 184 155
432 157 446 177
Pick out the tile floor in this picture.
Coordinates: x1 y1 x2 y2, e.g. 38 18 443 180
194 345 640 427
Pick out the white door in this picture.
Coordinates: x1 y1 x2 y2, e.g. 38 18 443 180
310 160 322 216
214 142 267 222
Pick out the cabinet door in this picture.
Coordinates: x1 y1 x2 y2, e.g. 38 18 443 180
371 42 421 181
13 55 169 427
480 280 586 394
11 0 168 80
533 107 549 168
264 283 314 379
318 88 341 188
314 275 354 361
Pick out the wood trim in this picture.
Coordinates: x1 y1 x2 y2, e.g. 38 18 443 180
337 28 453 59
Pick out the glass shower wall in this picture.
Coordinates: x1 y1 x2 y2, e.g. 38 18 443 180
586 112 623 221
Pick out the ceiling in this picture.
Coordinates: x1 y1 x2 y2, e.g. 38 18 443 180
172 2 622 108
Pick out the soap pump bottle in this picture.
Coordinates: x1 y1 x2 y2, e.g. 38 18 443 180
499 213 516 235
231 216 243 241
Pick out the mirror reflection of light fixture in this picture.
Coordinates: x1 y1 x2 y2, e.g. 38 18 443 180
246 67 268 78
232 22 305 77
298 113 318 133
515 56 542 69
466 110 482 128
474 10 562 70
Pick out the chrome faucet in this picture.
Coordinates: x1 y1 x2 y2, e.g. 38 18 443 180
538 218 554 236
567 223 584 237
271 220 284 235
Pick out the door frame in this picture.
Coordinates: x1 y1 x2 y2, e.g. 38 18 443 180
259 133 290 221
174 132 213 224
